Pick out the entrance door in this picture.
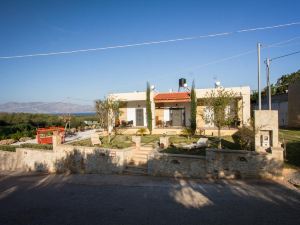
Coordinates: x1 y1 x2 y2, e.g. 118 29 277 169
136 108 144 126
171 109 183 126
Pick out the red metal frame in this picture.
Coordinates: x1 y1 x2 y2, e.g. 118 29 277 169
36 127 65 144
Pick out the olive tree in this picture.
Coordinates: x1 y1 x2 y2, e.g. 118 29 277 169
202 88 238 149
95 96 123 143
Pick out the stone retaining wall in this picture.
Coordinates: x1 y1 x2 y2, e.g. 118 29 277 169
0 144 133 174
0 144 283 179
148 149 283 179
148 153 207 178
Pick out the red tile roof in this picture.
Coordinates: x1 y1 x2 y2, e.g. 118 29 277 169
154 92 191 103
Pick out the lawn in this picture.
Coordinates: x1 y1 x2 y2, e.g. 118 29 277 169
70 135 134 149
68 134 242 152
0 143 53 152
279 129 300 168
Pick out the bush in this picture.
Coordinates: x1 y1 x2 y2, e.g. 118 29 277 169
181 128 193 139
136 128 148 136
232 126 255 151
20 143 53 150
0 145 17 152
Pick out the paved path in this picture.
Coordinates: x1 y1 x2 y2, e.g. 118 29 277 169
0 173 299 225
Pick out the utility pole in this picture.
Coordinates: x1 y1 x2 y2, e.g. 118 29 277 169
257 43 262 110
266 58 272 110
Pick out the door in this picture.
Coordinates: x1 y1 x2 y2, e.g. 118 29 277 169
136 108 144 126
171 109 183 126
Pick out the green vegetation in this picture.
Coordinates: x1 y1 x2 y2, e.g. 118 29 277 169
136 128 148 136
0 143 53 152
146 82 153 134
20 143 53 150
279 129 300 168
161 146 206 156
190 80 197 135
70 135 134 149
0 145 17 152
0 112 97 141
202 88 237 149
252 69 300 102
95 96 123 143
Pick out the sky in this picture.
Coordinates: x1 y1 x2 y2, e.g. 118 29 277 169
0 0 300 105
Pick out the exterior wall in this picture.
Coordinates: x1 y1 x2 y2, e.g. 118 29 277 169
148 149 283 179
206 149 283 179
252 94 288 127
1 146 283 179
148 153 207 178
125 101 147 127
110 86 250 129
288 79 300 128
254 110 280 152
195 86 251 125
0 145 133 174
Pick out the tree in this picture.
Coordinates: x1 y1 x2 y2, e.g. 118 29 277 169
95 96 123 143
202 88 237 149
146 82 153 134
190 80 197 135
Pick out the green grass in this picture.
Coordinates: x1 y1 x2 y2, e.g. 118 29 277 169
0 143 52 152
20 143 53 150
161 146 206 156
0 145 17 152
70 135 134 149
279 129 300 168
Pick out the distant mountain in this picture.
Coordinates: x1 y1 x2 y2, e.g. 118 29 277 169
0 102 95 114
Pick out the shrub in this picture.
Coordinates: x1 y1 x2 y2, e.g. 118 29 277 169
181 128 193 139
0 145 16 152
136 128 148 136
232 126 255 151
20 143 53 150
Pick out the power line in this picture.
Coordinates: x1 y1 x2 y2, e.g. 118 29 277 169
181 36 300 71
270 50 300 61
1 21 300 60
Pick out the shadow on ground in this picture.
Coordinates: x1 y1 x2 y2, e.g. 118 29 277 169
0 171 299 225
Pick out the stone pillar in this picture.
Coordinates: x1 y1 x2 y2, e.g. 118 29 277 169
52 131 62 150
132 136 141 150
91 132 102 146
159 136 169 149
254 110 284 161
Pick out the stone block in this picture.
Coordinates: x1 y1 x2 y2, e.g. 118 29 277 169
159 137 169 149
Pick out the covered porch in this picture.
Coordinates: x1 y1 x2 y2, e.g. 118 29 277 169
154 92 191 128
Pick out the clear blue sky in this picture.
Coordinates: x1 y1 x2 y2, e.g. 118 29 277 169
0 0 300 105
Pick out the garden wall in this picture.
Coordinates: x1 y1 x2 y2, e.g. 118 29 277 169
148 149 283 179
148 153 207 178
0 144 133 174
0 144 283 179
206 149 283 179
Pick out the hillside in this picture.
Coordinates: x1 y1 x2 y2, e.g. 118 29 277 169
0 102 95 114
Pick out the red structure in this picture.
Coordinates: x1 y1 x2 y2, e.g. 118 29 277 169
36 127 65 144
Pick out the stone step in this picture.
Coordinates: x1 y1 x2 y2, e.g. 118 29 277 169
124 164 148 175
132 158 148 164
134 152 149 157
128 158 148 166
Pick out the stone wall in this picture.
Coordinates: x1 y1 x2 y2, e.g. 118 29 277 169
148 153 206 178
0 145 133 174
0 144 283 179
206 149 283 179
148 149 283 179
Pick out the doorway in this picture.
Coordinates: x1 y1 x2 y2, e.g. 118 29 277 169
136 108 144 126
